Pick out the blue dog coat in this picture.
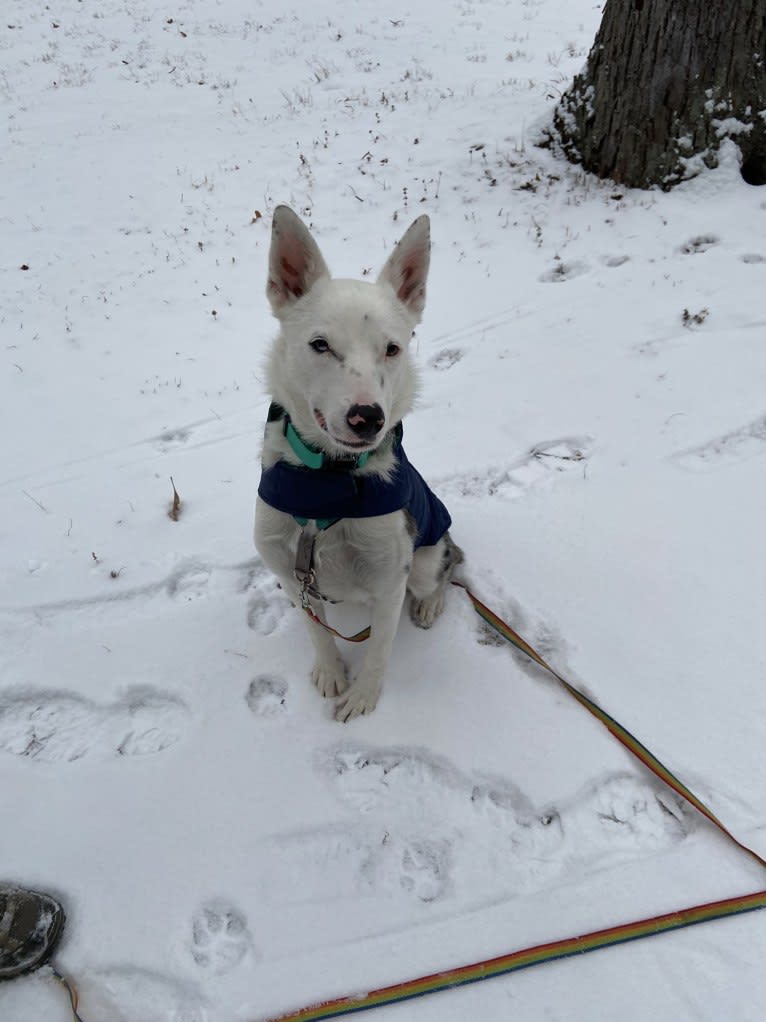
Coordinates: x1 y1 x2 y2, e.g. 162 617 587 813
258 420 451 549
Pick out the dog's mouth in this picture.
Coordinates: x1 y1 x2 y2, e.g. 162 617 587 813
313 409 375 451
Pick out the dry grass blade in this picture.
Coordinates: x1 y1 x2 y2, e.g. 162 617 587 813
168 476 182 521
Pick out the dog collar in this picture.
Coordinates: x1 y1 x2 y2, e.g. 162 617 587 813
267 402 374 471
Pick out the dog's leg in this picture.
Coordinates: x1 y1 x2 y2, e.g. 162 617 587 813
335 578 408 722
408 533 464 630
278 576 348 698
255 505 348 699
306 602 349 698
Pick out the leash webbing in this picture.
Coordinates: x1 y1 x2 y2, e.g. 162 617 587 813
263 889 766 1022
303 605 371 643
52 967 86 1022
452 582 766 873
260 580 766 1022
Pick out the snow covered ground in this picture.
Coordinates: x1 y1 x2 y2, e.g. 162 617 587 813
1 0 765 1019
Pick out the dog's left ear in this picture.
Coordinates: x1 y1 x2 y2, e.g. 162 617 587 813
377 215 430 323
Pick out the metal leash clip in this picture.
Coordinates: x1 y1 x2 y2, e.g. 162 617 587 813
294 528 318 608
299 572 316 610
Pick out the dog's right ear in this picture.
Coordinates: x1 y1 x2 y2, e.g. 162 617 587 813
267 206 330 315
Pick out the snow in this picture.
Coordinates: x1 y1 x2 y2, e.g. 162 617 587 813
1 1 765 1020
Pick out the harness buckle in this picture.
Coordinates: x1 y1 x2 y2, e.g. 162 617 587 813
299 571 316 610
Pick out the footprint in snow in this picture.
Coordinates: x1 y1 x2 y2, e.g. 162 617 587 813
261 743 691 915
552 773 690 855
438 436 591 500
315 746 691 898
189 900 254 975
246 675 288 717
428 347 464 370
6 560 284 631
165 561 211 601
76 965 206 1022
263 747 553 909
671 413 766 470
244 560 291 636
538 259 589 283
679 233 718 254
261 824 449 906
0 686 190 762
394 838 450 902
152 426 192 452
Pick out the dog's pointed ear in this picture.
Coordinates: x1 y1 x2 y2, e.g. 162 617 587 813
267 206 330 315
377 215 430 322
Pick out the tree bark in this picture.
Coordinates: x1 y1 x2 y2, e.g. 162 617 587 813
550 0 766 189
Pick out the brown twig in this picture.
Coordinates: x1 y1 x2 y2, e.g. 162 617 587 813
168 477 182 521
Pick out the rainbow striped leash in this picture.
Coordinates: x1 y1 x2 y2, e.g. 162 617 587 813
259 580 766 1022
52 968 86 1022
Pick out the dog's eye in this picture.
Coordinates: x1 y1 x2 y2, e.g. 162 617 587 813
385 342 401 357
309 336 330 354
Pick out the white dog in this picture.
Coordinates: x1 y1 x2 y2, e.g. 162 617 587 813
254 206 462 721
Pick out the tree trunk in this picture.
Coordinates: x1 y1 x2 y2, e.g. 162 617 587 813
550 0 766 189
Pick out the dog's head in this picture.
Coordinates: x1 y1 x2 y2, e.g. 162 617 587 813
265 206 430 456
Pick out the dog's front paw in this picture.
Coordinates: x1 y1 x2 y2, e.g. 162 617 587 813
334 679 382 722
409 590 445 629
312 657 348 699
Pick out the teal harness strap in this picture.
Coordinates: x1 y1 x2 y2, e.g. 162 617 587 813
279 407 372 530
294 515 340 531
284 417 371 471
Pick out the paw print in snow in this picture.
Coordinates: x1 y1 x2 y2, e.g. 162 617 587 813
246 675 288 717
190 901 254 975
245 563 290 635
395 839 449 902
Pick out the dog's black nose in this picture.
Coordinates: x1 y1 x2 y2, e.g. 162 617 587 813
346 403 385 440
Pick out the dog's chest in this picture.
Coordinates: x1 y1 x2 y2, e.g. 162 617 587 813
294 516 411 604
